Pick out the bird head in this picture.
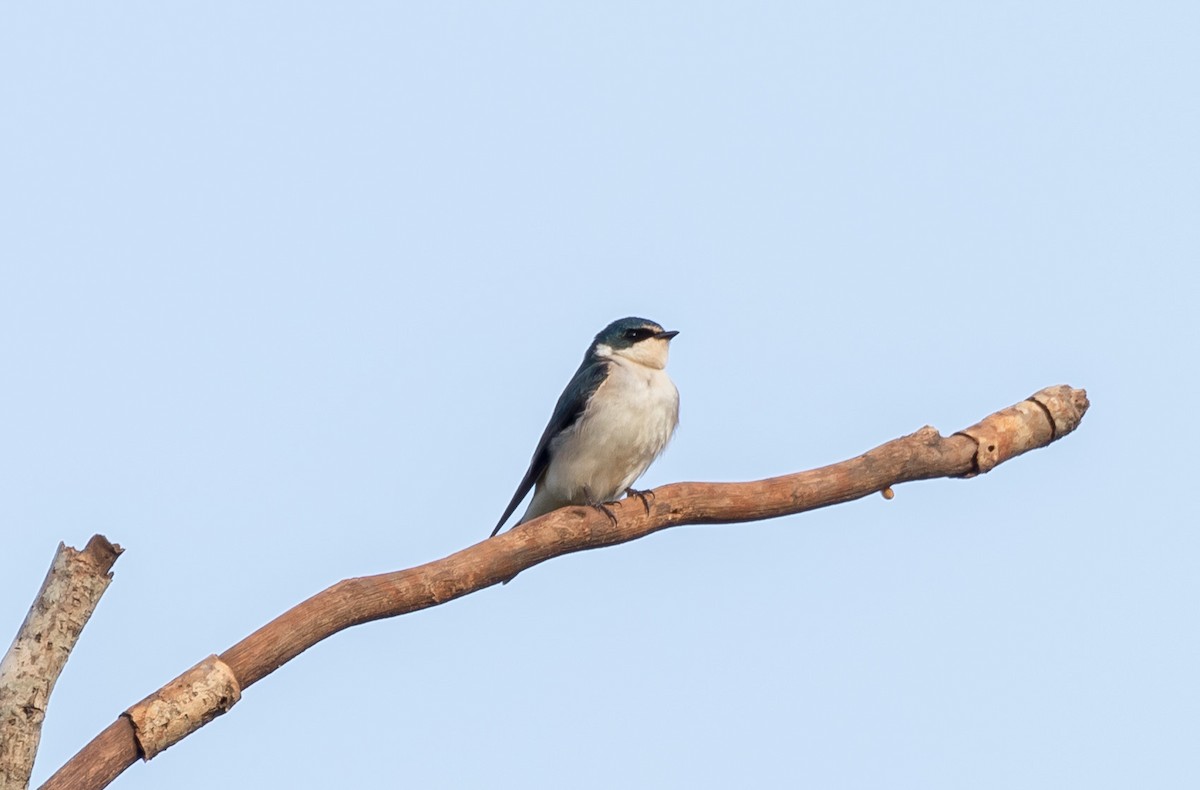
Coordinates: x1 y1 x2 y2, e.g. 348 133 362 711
591 316 679 370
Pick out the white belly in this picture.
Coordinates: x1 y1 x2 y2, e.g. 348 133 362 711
521 359 679 521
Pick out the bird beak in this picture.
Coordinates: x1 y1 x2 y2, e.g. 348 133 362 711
655 330 680 340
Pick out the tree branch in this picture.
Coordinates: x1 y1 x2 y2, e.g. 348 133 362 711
41 385 1088 790
1 536 122 790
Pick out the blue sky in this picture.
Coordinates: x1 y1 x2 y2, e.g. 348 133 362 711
2 3 1197 788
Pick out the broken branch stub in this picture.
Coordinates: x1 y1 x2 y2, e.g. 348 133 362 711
1 535 122 790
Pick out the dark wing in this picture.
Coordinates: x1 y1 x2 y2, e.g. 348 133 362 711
490 358 610 537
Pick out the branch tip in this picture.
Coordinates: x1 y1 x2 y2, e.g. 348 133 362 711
81 534 124 573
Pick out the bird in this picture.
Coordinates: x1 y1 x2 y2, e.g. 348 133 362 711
491 316 680 538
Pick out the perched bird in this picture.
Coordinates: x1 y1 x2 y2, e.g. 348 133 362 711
491 316 680 538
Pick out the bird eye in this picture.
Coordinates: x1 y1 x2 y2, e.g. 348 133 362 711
624 328 652 341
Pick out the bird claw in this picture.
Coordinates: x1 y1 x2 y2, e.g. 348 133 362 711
625 487 654 514
590 502 619 525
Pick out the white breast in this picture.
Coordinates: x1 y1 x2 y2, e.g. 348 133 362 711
535 357 679 513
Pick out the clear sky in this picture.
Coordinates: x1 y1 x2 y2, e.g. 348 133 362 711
2 3 1197 788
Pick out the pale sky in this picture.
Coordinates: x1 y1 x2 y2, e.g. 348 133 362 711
2 3 1197 788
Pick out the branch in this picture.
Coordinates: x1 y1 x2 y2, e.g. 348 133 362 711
42 385 1088 790
1 536 122 790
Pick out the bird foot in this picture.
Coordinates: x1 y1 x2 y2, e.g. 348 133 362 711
590 502 619 525
625 487 654 514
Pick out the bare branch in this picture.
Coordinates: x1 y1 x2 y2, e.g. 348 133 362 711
1 536 122 790
41 386 1088 790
